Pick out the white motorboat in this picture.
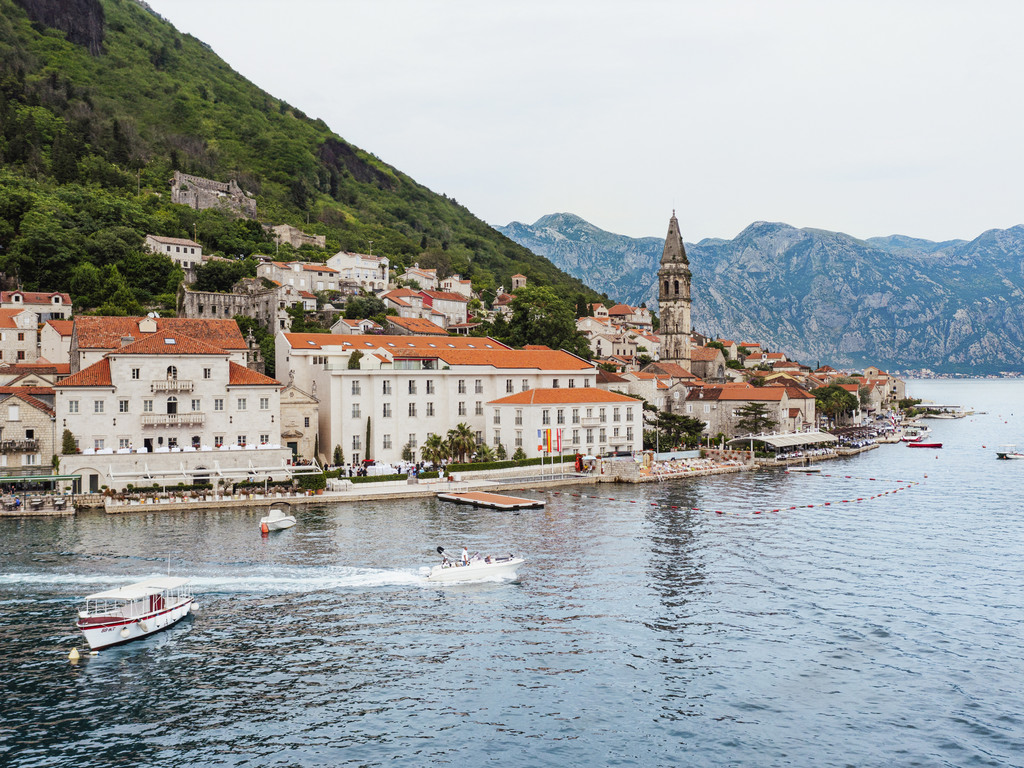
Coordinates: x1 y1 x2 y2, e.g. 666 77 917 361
996 445 1024 460
76 577 194 650
260 507 296 532
426 548 524 583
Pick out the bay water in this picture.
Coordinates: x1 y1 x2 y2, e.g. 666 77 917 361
2 379 1022 766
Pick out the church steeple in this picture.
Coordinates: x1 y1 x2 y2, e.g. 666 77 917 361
657 211 692 370
661 210 689 265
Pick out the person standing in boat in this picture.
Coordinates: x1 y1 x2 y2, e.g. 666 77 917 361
461 547 469 566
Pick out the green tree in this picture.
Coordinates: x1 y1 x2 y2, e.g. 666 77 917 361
813 384 859 425
333 444 344 466
506 285 590 357
474 444 495 463
348 350 364 369
61 428 77 455
446 423 476 463
734 402 778 435
512 447 527 461
421 433 448 466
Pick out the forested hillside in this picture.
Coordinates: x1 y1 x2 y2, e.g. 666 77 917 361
0 0 595 314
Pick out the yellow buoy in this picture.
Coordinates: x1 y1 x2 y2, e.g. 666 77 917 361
68 647 80 661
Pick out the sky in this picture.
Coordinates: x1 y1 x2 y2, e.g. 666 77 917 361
144 0 1024 243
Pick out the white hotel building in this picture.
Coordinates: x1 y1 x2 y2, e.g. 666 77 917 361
277 333 635 464
55 331 290 493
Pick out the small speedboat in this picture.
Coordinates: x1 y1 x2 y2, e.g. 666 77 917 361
76 577 194 650
260 507 295 532
907 442 942 449
426 547 524 583
787 466 821 473
996 445 1024 460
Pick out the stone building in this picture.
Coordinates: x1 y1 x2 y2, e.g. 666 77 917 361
0 390 57 481
268 224 326 250
170 171 257 219
178 278 289 334
279 380 320 461
657 211 692 370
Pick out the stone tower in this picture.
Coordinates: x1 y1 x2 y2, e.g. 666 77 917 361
657 211 692 369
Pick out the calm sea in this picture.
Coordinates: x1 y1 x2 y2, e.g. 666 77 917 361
2 379 1022 767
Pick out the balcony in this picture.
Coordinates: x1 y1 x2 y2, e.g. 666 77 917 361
0 439 38 453
141 412 206 427
152 379 195 393
580 417 602 427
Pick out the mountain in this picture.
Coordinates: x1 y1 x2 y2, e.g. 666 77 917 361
498 216 1024 375
0 0 596 310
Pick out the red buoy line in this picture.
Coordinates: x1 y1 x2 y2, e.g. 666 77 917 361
504 473 922 518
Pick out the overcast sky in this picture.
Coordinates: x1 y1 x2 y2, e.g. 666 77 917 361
145 0 1024 243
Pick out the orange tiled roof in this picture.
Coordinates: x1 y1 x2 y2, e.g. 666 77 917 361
1 290 72 305
690 347 723 362
56 359 112 387
386 316 449 334
0 308 29 328
420 290 469 303
46 319 74 336
0 390 55 416
284 333 510 352
108 332 229 356
643 361 699 379
0 385 54 396
73 317 246 350
227 362 280 386
394 348 594 371
489 387 639 405
607 304 633 315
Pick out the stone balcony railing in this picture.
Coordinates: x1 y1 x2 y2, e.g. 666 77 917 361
580 417 602 427
140 412 205 427
0 439 38 453
151 379 195 393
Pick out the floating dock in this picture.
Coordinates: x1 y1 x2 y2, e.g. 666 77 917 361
436 491 545 510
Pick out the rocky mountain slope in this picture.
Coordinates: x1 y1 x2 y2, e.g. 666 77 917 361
498 216 1024 374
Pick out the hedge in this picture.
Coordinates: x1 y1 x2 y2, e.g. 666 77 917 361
446 455 575 473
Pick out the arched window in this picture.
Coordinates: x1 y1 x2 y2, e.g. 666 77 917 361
663 280 669 295
167 396 178 415
166 366 178 380
673 280 679 295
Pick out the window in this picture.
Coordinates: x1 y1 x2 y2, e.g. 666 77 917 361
94 439 104 451
515 431 523 447
192 399 201 411
686 403 693 413
586 429 594 444
426 402 434 417
237 435 247 446
552 379 560 389
214 436 224 447
704 404 711 414
475 431 483 445
542 410 551 425
408 403 417 417
408 433 418 449
304 417 310 428
569 379 576 389
522 379 529 392
24 453 39 466
599 408 606 421
458 380 466 394
494 411 501 425
68 400 79 414
260 434 269 444
352 452 360 464
426 380 435 395
506 379 514 393
613 427 620 437
17 332 24 341
131 368 140 380
494 430 501 446
556 409 565 425
474 379 483 394
93 400 104 414
24 428 33 440
475 401 483 416
166 365 178 380
626 407 633 422
383 403 392 418
16 351 24 361
143 399 153 413
237 398 247 411
408 381 417 395
382 434 393 450
259 397 270 411
458 402 467 416
613 407 620 422
166 396 178 415
599 428 606 443
119 438 130 450
352 381 361 396
572 429 579 445
168 437 178 449
214 398 224 412
572 408 579 424
382 381 392 395
626 426 633 440
119 400 129 413
515 409 523 426
352 404 361 418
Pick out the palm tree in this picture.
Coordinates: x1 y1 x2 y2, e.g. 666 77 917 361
421 433 448 467
474 443 496 463
446 423 476 464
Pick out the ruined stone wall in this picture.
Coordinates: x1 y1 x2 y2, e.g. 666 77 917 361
170 171 257 220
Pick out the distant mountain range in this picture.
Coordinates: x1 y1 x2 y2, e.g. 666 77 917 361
496 214 1024 374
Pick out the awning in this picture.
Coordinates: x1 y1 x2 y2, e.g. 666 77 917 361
727 431 837 449
0 473 81 482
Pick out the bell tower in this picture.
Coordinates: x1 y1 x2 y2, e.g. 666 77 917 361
657 211 692 369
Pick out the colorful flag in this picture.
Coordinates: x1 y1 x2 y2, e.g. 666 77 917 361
537 429 543 452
